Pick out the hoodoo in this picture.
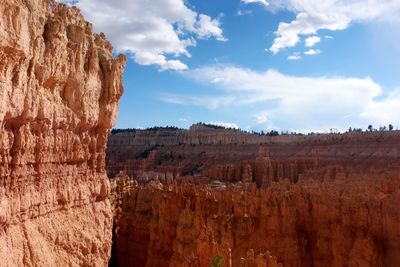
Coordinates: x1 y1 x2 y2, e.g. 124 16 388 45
108 126 400 267
0 0 125 265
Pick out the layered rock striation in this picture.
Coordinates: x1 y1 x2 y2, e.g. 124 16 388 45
107 125 400 180
111 167 400 267
0 0 125 265
109 126 400 266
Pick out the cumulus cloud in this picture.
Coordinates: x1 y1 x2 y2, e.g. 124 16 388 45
242 0 400 54
62 0 226 70
195 14 227 42
304 49 320 55
160 64 400 131
270 12 349 54
305 36 320 47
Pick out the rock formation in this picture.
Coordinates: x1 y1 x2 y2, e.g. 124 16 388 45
111 169 400 267
0 0 125 265
2 0 398 265
108 126 400 267
107 125 400 180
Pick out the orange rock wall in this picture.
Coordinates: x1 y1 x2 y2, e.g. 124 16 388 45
111 168 400 267
0 0 125 265
107 126 400 179
108 127 400 267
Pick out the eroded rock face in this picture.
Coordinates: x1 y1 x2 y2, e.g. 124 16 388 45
111 170 400 267
0 0 125 265
106 125 400 179
109 127 400 267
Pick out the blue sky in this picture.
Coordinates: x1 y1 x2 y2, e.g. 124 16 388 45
64 0 400 132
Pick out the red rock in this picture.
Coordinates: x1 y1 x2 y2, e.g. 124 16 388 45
111 171 400 266
106 125 400 179
109 127 400 267
0 0 125 265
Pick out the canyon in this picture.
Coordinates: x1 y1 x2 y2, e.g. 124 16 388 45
108 125 400 267
1 0 400 266
0 0 125 265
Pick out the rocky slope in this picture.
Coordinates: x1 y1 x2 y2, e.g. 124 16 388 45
107 125 400 180
108 126 400 267
0 0 125 266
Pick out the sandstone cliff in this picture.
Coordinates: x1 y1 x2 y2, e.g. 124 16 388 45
107 125 400 179
0 0 125 265
111 168 400 267
108 127 400 267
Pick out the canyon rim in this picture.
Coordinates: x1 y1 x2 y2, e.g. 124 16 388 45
107 125 400 267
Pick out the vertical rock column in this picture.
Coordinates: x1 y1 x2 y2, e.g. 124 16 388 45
0 0 125 266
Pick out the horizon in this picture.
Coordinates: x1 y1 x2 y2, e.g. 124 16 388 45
61 0 400 133
111 121 400 135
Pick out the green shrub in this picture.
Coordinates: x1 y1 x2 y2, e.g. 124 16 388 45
210 254 224 267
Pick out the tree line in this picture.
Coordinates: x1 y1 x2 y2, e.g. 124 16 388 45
111 123 397 136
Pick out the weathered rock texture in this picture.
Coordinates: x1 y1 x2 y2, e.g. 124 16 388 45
107 125 400 180
109 126 400 267
0 0 125 265
111 171 400 267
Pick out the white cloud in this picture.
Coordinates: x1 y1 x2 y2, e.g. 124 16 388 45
241 0 270 7
304 49 320 55
270 12 349 54
255 113 268 124
207 121 239 129
360 88 400 125
160 93 236 110
251 0 400 54
195 14 227 42
305 35 320 47
63 0 226 70
237 9 253 16
160 64 400 131
287 53 301 60
254 111 276 129
324 35 333 39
